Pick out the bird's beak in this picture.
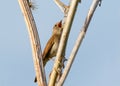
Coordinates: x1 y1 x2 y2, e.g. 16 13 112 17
58 20 62 27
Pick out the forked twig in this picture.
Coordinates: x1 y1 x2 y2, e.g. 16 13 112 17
57 0 102 86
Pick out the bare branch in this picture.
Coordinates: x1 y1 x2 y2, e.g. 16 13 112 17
18 0 47 86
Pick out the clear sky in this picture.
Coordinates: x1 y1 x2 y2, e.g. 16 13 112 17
0 0 120 86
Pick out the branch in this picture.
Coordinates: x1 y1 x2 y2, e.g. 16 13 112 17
54 0 68 14
18 0 47 86
48 0 80 86
57 0 101 85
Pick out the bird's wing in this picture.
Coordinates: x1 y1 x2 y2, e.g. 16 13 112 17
42 36 55 60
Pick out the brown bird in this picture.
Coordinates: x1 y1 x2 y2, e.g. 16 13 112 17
34 20 63 82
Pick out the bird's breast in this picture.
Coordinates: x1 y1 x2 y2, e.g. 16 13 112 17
50 39 59 57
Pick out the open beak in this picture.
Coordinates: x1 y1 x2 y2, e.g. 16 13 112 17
58 20 62 27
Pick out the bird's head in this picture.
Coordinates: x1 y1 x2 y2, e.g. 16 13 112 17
52 20 63 35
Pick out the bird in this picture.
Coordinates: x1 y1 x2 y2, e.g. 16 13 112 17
34 20 63 82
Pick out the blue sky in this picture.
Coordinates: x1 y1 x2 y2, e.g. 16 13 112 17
0 0 120 86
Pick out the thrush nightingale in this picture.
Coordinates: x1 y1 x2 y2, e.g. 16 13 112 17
34 20 63 82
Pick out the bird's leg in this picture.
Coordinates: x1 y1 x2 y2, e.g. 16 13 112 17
48 60 62 83
51 56 67 78
55 57 68 83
